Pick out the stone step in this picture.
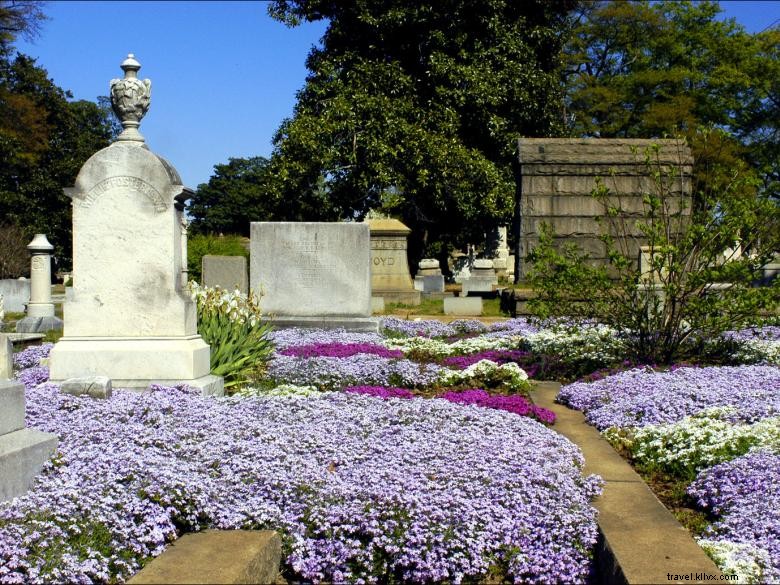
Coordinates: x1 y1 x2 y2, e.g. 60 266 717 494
0 427 59 503
128 530 282 585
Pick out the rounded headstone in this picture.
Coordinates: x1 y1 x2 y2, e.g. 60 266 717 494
474 259 494 269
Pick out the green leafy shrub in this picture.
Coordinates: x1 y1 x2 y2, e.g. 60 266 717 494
189 282 275 390
187 234 248 283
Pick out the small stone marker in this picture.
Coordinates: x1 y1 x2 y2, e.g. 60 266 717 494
443 296 483 316
16 234 64 334
202 255 248 294
250 222 377 331
0 379 58 503
60 376 113 399
414 259 445 293
0 335 12 380
367 219 421 305
0 279 30 313
462 258 498 296
48 54 223 395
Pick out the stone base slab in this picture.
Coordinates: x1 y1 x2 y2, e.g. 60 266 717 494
49 336 212 384
421 291 454 301
0 380 25 435
0 427 58 503
128 530 282 584
374 290 421 306
15 316 64 334
261 316 379 332
443 297 483 316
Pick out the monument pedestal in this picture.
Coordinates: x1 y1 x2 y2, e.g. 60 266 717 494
50 337 223 394
0 380 58 503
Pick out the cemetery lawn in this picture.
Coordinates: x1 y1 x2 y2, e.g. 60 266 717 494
384 296 506 317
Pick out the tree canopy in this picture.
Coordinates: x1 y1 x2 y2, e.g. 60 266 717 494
260 0 575 262
565 0 779 195
0 2 117 269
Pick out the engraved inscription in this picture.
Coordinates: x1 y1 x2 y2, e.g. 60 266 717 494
80 176 167 211
31 256 45 271
282 240 335 289
371 239 406 250
373 256 395 266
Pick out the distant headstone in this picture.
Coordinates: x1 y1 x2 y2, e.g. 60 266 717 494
414 259 445 294
202 255 248 293
60 376 113 399
16 234 63 334
367 219 421 306
463 259 498 296
250 222 377 331
0 335 12 380
0 279 30 313
444 296 483 316
0 378 58 503
48 54 222 395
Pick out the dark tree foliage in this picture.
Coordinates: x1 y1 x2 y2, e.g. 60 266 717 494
264 0 576 265
0 53 117 268
0 0 46 54
565 0 779 196
188 157 278 236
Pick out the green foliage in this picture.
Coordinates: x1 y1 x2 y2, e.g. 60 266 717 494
565 0 779 195
527 135 780 364
0 52 117 267
190 283 275 390
266 0 576 265
188 157 277 236
186 233 249 283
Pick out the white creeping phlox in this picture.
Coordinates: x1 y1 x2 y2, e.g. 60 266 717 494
382 335 524 358
697 539 772 584
616 408 780 474
734 339 780 366
525 325 626 365
439 360 530 393
232 384 328 399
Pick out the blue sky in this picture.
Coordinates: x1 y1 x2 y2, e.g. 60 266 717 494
15 1 780 190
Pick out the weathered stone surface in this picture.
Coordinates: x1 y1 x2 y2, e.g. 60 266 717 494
368 219 420 306
15 316 63 334
443 296 483 316
371 296 385 314
49 55 221 392
128 530 282 585
250 222 372 320
0 427 58 503
60 376 113 399
202 255 248 294
0 279 30 313
0 335 12 380
517 138 692 280
0 380 25 435
415 274 445 293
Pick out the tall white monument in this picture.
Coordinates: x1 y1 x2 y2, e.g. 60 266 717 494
16 234 63 333
49 54 222 394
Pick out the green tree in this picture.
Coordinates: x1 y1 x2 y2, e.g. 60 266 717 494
0 53 116 267
0 0 46 55
266 0 576 268
188 156 277 236
565 0 779 195
527 135 780 364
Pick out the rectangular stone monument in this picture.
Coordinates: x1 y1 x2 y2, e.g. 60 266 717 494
202 255 248 293
0 378 58 502
250 222 377 331
443 296 483 316
367 219 421 306
0 279 30 313
0 335 12 379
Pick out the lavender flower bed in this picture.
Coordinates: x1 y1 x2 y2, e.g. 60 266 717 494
280 342 403 359
270 328 385 350
558 365 780 430
12 343 53 369
688 452 780 582
1 375 602 584
443 350 531 370
269 354 443 390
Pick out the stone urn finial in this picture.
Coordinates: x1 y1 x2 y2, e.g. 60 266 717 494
110 53 151 143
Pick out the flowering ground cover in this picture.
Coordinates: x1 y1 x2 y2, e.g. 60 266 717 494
1 366 602 584
558 359 780 583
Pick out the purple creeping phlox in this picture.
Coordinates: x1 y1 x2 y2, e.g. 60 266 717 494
687 452 780 582
280 342 403 359
558 365 780 430
442 350 531 370
0 368 602 584
270 329 385 351
12 343 53 369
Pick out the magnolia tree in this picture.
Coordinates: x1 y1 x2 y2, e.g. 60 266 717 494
527 132 780 363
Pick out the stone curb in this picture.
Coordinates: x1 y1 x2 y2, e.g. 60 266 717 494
530 381 724 585
128 530 283 584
